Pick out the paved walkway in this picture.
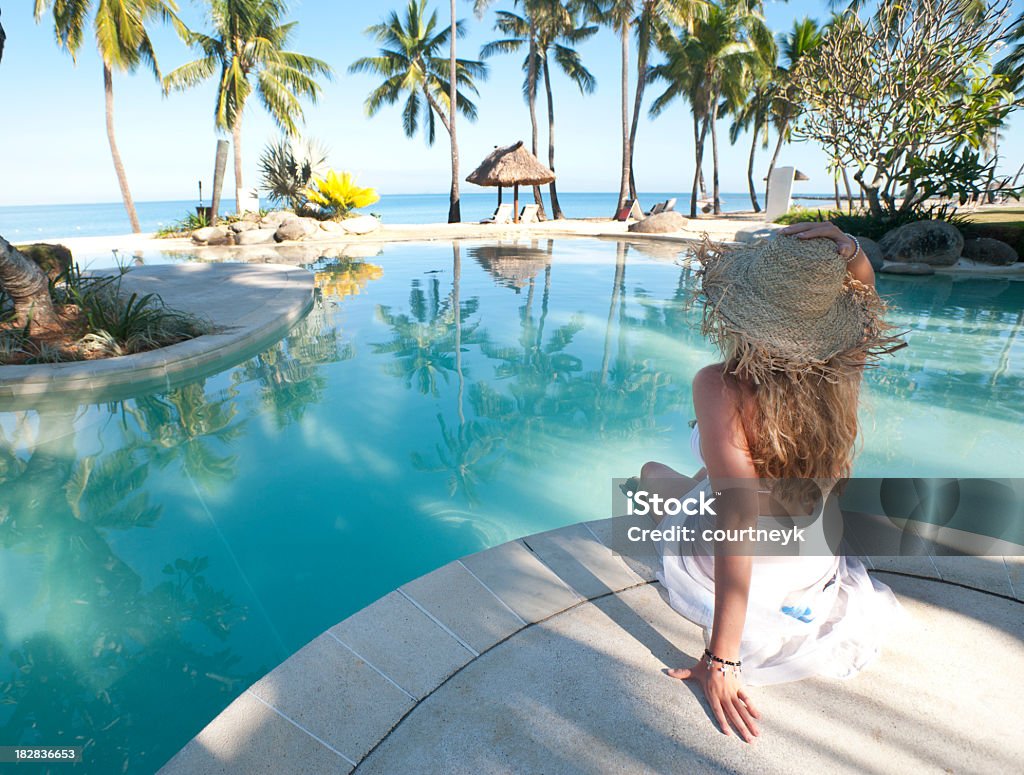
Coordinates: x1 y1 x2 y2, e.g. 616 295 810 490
158 517 1023 775
0 262 313 409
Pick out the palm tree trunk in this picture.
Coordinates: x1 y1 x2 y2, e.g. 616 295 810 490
690 113 708 218
747 118 762 212
526 29 546 219
232 115 244 214
617 24 631 212
765 121 787 203
448 0 461 223
710 100 721 215
0 235 58 331
628 28 649 201
104 64 141 233
542 60 563 219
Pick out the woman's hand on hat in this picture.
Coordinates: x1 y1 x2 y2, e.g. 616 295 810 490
779 222 859 260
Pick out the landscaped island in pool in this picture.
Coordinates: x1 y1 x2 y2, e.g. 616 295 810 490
1 237 1021 773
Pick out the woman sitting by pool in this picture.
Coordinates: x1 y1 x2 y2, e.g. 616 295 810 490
641 221 906 743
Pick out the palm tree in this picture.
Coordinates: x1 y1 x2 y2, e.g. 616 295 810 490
163 0 331 214
765 16 822 201
482 1 598 219
724 27 777 212
481 4 550 218
0 236 58 330
352 0 486 223
35 0 181 233
595 0 637 212
727 81 772 211
627 0 707 199
650 1 771 216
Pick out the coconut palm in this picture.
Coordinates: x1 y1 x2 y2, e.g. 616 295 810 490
35 0 181 233
0 236 58 331
764 16 822 201
482 1 598 219
725 29 777 212
627 0 708 199
352 0 487 222
650 1 771 216
163 0 331 214
727 82 773 211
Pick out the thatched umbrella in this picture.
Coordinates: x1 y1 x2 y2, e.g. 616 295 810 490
467 141 555 223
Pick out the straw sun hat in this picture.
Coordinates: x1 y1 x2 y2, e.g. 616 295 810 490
692 235 906 383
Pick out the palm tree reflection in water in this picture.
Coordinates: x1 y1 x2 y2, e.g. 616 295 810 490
0 404 256 774
375 239 693 505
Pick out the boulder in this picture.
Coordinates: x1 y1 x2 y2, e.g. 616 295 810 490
274 217 319 242
878 220 963 266
319 220 347 234
229 220 257 233
340 215 382 235
961 237 1018 266
627 211 689 234
879 261 936 276
260 210 292 226
15 243 73 281
235 228 278 245
192 225 230 245
857 236 884 270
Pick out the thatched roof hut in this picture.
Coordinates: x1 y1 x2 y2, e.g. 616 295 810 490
467 142 555 223
467 142 556 187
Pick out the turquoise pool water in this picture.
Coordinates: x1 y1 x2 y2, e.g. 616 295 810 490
1 238 1022 773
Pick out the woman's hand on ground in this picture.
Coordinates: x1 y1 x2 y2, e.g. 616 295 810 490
779 221 859 260
668 659 761 742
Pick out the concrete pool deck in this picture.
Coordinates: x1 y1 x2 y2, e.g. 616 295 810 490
158 516 1024 775
0 262 314 409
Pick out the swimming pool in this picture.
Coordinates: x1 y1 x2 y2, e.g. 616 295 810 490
1 237 1021 773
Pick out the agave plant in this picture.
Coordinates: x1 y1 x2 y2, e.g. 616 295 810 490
258 137 330 211
302 170 380 220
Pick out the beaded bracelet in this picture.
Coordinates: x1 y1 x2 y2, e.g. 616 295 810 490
843 233 862 262
703 648 742 677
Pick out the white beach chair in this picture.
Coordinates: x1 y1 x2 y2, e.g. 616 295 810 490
482 203 513 224
663 197 677 212
519 204 540 224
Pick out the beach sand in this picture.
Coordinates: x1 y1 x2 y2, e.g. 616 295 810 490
47 213 771 261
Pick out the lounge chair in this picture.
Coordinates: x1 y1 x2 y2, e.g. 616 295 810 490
647 201 666 216
519 204 540 224
663 197 677 212
614 199 644 221
482 203 513 224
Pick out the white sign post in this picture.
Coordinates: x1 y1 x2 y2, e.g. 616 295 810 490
236 187 260 215
764 166 796 221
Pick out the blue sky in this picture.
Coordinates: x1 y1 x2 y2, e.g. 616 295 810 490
1 0 1022 206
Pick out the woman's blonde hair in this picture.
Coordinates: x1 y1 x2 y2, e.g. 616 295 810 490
721 334 861 495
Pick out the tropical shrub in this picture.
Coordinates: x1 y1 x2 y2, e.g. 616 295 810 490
259 137 330 211
775 205 970 240
302 170 380 220
790 0 1019 217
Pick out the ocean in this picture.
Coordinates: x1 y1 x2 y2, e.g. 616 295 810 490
0 191 837 241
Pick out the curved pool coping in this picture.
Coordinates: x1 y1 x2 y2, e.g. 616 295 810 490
157 512 1024 774
0 263 314 410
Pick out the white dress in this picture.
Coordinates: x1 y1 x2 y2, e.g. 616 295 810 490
656 424 905 686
